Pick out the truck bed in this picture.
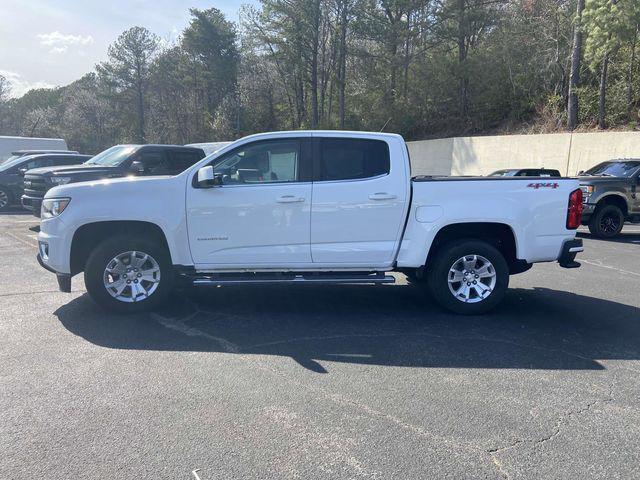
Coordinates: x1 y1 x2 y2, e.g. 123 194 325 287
412 175 574 182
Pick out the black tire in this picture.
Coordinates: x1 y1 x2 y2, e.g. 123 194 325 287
588 204 624 238
427 239 509 315
0 187 12 212
84 235 174 313
405 268 428 283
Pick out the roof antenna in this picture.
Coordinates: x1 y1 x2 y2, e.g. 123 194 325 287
379 117 392 132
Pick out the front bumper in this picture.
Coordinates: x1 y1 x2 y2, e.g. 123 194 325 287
37 217 73 278
37 253 71 292
21 194 42 217
581 203 596 223
558 238 583 268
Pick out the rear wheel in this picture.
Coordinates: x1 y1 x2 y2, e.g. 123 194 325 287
427 240 509 315
0 187 11 211
588 204 624 238
84 235 174 313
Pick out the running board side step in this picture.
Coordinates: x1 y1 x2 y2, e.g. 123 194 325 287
191 271 395 286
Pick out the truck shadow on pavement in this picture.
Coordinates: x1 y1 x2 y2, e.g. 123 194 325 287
55 284 640 373
577 231 640 245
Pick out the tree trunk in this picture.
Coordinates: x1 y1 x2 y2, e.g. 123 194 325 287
136 64 145 143
627 26 638 118
382 5 399 107
598 51 609 130
567 0 585 131
338 0 348 129
402 10 412 101
457 0 468 120
310 0 321 129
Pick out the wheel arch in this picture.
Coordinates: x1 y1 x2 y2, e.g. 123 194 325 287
425 222 521 274
70 220 171 275
0 184 15 203
595 193 629 217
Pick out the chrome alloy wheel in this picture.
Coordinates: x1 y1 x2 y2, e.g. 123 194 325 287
103 250 161 303
0 190 8 209
447 254 497 303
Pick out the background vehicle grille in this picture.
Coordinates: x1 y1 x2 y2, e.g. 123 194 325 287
23 176 49 198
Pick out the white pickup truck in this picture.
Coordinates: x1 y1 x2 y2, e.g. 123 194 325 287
37 131 584 314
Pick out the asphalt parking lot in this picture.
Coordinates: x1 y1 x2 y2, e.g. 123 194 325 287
1 210 639 480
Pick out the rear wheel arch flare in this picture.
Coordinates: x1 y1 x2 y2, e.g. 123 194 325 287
425 222 518 269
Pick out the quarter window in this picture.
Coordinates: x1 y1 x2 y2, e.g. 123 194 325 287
318 138 390 181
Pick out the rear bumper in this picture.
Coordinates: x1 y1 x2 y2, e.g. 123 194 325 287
21 195 42 217
558 238 583 268
37 253 71 292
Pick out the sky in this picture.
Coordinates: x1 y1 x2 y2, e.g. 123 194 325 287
0 0 253 97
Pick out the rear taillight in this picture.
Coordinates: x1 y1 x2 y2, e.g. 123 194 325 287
567 188 583 229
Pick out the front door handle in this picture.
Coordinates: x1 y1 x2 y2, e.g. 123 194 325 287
277 195 305 203
369 192 397 201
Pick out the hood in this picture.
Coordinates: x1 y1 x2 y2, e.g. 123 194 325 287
45 174 182 201
578 175 629 185
26 164 119 177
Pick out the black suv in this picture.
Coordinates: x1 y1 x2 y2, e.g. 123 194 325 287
579 159 640 238
22 144 206 216
0 153 90 211
1 149 79 165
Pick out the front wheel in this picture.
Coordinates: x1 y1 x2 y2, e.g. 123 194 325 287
427 240 509 315
84 235 174 313
588 204 624 238
0 187 12 211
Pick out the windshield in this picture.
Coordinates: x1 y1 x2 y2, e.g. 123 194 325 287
584 161 640 177
489 170 514 177
2 154 23 165
84 145 138 166
0 156 33 172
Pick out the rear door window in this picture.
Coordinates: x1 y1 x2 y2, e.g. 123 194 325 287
168 150 205 174
316 138 390 181
138 151 170 175
23 157 55 170
63 157 82 165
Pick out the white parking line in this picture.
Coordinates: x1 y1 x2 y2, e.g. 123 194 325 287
581 259 640 277
4 231 38 248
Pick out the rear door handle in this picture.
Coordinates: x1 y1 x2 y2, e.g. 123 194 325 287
368 192 397 200
277 195 305 203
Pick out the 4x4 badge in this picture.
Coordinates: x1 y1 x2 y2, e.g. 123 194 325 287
527 182 559 189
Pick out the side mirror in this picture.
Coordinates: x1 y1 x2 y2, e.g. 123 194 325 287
196 166 223 188
130 160 146 174
577 170 585 176
18 168 28 176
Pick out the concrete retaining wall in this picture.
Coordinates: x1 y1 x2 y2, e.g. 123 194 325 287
406 132 640 177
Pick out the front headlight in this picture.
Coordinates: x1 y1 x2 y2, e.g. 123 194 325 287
580 185 593 201
41 198 70 219
50 176 72 185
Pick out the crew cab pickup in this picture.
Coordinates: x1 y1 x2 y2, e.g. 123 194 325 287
579 159 640 238
22 144 205 216
37 131 584 315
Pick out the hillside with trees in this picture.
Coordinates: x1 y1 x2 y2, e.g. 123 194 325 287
1 0 639 153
